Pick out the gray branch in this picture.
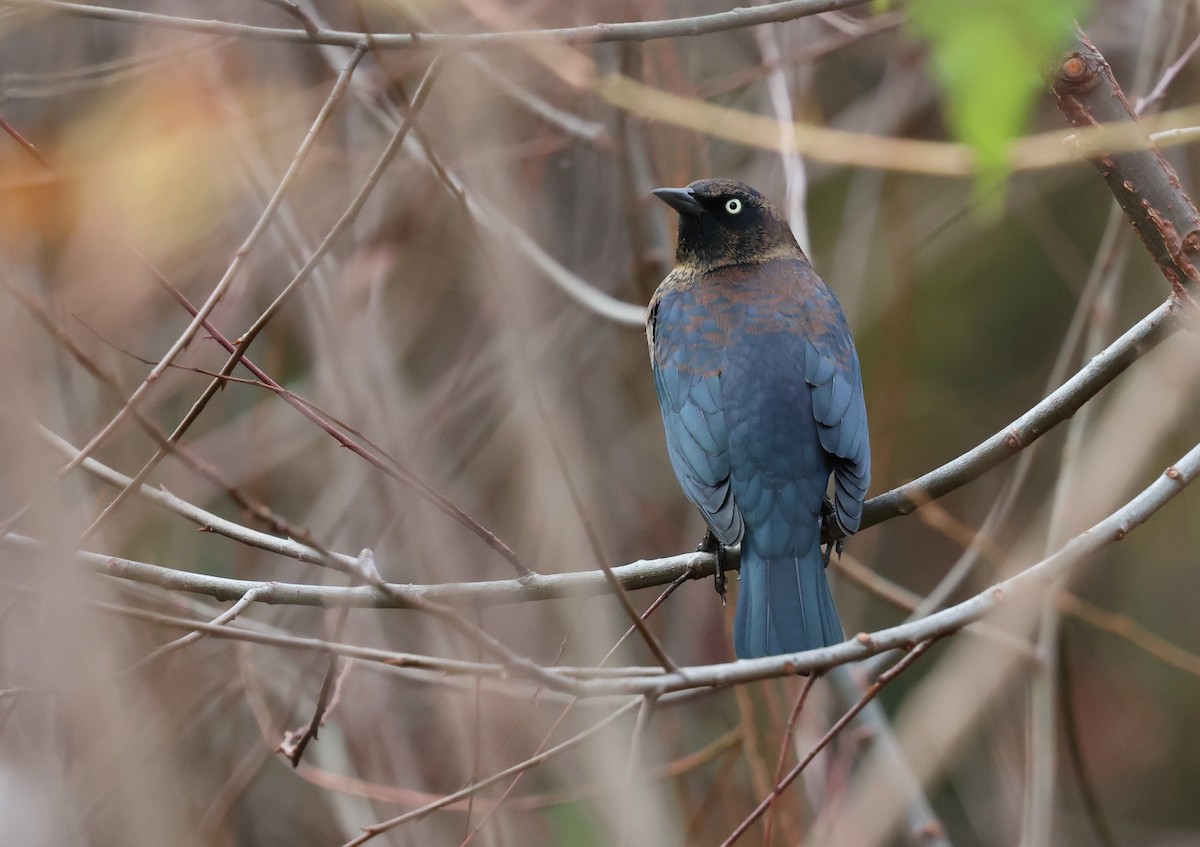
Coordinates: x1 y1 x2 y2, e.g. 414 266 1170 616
7 431 1197 696
0 0 870 50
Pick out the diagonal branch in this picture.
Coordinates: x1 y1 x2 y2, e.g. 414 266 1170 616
1052 31 1200 300
720 639 941 847
852 296 1180 537
78 54 441 541
0 42 369 538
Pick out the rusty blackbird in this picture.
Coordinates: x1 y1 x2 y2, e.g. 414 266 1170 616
648 178 870 658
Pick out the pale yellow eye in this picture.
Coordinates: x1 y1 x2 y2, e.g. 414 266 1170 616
724 198 743 215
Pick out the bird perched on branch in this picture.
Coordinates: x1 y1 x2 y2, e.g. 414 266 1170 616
647 178 870 659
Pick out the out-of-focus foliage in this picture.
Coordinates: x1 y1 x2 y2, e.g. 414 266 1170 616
909 0 1089 197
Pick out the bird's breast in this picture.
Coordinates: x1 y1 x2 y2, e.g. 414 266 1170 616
652 260 834 367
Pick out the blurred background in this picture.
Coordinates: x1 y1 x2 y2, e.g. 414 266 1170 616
1 0 1199 845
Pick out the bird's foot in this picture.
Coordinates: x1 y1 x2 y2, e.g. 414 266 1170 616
820 498 844 568
697 529 731 606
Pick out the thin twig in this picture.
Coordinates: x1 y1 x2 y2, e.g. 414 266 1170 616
6 282 333 554
0 41 370 539
149 272 530 575
458 575 688 846
340 700 641 847
78 51 436 540
281 620 351 767
762 674 819 847
720 639 941 846
529 385 678 671
825 666 951 846
1 0 872 49
1134 30 1200 114
121 588 264 674
619 695 659 847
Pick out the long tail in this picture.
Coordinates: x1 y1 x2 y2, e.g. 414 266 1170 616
733 542 843 659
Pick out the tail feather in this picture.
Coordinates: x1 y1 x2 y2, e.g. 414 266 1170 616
733 545 843 658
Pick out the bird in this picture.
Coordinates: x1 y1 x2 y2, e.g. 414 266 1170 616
647 178 870 659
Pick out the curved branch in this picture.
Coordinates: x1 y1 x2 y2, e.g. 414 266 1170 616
8 432 1198 697
855 297 1179 535
35 298 1183 587
17 295 1187 613
6 438 1194 702
1 0 870 49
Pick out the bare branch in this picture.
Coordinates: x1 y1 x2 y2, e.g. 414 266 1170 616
854 297 1181 537
0 0 871 49
120 587 265 674
342 700 642 847
601 73 1200 177
79 50 434 540
3 41 370 536
9 428 1199 697
720 639 941 846
3 531 711 609
1052 32 1200 300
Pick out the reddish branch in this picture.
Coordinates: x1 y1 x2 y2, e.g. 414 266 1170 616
1052 31 1200 300
719 639 941 846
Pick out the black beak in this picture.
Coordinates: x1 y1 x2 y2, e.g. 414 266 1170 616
653 187 703 217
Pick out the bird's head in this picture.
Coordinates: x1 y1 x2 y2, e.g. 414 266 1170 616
653 178 802 272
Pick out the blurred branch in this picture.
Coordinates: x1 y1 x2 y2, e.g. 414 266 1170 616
4 45 531 577
283 726 742 814
1134 29 1200 114
0 0 872 49
78 50 437 540
762 674 819 847
1057 631 1121 847
342 700 642 847
720 639 941 847
475 199 647 325
618 695 658 847
458 574 689 845
62 43 367 523
825 667 951 846
4 281 330 549
600 73 1200 176
1060 594 1200 680
153 255 529 575
120 587 265 674
297 19 647 326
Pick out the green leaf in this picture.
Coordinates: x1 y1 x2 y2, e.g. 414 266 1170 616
909 0 1088 206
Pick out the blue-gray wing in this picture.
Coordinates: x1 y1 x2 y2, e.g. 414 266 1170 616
650 302 743 546
804 340 870 534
